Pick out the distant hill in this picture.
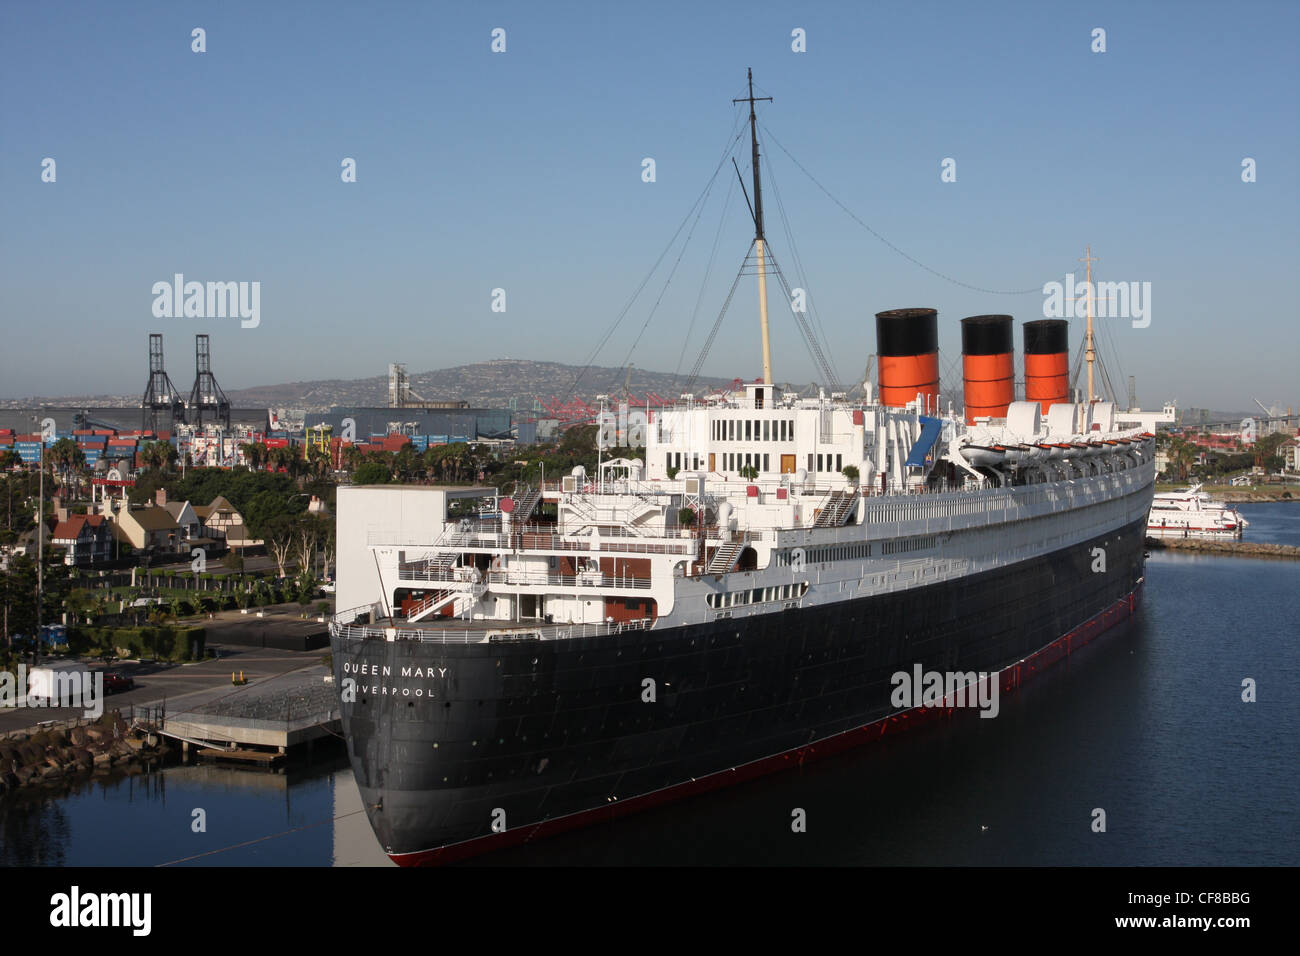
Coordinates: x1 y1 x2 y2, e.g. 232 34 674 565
0 361 738 414
219 360 739 413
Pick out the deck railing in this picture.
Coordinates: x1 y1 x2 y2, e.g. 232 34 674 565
329 609 656 645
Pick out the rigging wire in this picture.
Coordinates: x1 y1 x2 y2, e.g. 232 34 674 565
616 142 728 388
759 123 1045 297
565 115 748 398
671 169 738 391
762 150 844 390
762 246 841 392
684 254 750 393
1094 270 1129 403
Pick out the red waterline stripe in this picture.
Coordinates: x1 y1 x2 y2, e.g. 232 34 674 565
391 579 1145 866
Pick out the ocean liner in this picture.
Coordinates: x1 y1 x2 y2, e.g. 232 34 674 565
329 72 1156 865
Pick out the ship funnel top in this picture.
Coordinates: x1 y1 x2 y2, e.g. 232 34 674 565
875 308 939 411
960 315 1014 425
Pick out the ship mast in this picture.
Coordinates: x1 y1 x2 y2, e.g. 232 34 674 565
1081 245 1097 404
734 69 774 385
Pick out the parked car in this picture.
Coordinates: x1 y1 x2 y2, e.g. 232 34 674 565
102 672 135 695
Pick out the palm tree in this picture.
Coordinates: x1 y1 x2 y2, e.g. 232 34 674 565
239 442 266 471
284 446 307 484
139 441 176 472
393 446 418 482
47 438 85 495
342 444 364 473
306 446 332 481
268 445 291 474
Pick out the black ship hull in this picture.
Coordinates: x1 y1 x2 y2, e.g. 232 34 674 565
331 515 1147 865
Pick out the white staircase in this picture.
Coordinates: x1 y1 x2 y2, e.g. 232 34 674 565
512 485 542 522
407 579 486 623
706 540 745 574
425 524 474 573
814 489 856 528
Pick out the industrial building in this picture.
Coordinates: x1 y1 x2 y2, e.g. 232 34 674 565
303 407 513 444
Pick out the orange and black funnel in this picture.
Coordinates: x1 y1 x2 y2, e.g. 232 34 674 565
960 314 1014 424
875 307 939 410
1023 319 1069 413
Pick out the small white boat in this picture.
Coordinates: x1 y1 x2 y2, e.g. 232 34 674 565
1147 483 1249 539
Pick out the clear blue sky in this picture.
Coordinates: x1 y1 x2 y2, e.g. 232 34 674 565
2 0 1296 411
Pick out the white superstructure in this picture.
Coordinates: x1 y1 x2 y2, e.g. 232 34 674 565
335 385 1156 641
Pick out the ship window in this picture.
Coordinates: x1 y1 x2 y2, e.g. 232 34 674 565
817 454 823 472
745 420 752 441
836 454 842 472
763 420 770 441
745 453 752 468
729 420 735 441
763 454 770 472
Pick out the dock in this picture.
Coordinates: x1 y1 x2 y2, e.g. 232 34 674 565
150 665 341 765
1146 537 1300 560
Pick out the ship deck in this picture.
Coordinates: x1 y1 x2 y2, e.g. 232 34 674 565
330 608 656 645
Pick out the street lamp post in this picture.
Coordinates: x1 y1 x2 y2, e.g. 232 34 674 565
30 415 44 665
34 421 43 618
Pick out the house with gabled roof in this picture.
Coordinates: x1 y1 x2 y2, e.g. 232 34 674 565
194 494 257 546
104 496 182 554
51 513 113 566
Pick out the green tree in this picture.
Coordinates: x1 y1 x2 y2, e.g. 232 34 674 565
139 441 178 472
261 513 299 578
48 438 86 495
240 442 267 471
353 461 390 485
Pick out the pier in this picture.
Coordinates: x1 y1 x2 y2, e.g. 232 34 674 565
1145 537 1300 560
152 665 340 765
